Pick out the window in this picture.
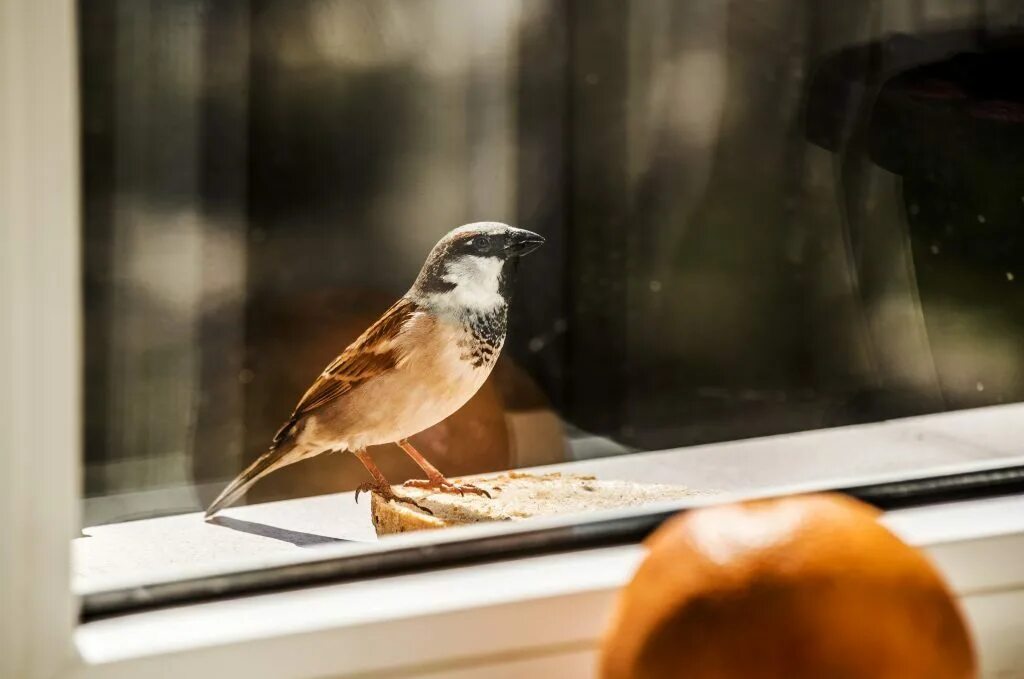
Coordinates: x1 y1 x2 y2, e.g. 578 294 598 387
69 0 1024 617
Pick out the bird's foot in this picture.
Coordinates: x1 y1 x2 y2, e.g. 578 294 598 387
403 477 492 499
355 482 434 515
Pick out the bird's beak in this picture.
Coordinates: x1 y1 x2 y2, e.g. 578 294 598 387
505 229 545 256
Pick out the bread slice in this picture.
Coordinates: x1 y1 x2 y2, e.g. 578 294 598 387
370 472 712 535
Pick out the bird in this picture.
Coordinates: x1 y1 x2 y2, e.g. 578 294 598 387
205 222 545 519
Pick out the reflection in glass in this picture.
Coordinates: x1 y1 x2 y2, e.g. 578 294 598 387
81 0 1024 525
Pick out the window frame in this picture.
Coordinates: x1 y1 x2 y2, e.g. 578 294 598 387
0 1 80 678
2 2 1023 678
67 496 1024 679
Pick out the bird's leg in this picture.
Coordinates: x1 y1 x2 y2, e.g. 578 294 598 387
397 439 492 498
353 449 434 514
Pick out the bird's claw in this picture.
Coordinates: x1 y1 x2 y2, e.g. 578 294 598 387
403 478 492 499
356 482 434 515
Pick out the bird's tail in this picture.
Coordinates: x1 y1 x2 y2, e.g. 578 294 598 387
204 441 302 519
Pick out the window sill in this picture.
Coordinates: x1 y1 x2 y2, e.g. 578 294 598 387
76 403 1024 596
74 405 1024 675
70 404 1024 678
70 493 1024 679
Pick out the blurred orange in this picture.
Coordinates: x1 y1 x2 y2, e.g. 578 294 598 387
601 493 976 679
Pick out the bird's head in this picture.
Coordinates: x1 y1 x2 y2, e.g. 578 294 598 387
410 222 544 313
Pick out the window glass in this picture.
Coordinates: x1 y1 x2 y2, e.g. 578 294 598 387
78 1 1024 592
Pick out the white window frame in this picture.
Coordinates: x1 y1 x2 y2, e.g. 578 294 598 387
1 1 80 678
3 3 1023 678
66 498 1024 679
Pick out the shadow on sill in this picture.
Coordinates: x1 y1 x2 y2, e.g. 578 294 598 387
209 516 352 547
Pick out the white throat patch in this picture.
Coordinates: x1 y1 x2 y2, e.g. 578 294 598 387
437 255 504 312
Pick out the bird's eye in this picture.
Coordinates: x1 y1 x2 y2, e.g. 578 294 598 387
467 237 490 254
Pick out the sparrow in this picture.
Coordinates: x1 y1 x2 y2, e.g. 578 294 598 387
205 222 544 518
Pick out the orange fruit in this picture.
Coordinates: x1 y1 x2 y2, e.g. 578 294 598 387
601 494 976 679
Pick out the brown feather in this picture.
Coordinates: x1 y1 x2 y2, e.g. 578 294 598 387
273 297 419 443
207 299 421 518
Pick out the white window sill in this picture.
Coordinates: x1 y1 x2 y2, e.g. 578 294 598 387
75 402 1024 595
70 404 1024 678
71 492 1024 679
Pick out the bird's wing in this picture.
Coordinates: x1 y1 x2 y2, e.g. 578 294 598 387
273 297 421 443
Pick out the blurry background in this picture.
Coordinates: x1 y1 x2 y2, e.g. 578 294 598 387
80 0 1024 525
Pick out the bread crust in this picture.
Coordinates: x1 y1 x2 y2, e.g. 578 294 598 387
369 472 709 536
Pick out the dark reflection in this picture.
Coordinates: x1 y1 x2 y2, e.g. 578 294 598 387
208 516 349 547
806 28 1024 424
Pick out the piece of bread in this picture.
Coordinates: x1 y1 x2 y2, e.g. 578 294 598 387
369 472 711 535
600 493 977 679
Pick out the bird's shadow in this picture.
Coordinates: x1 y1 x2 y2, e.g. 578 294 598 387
208 516 351 547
